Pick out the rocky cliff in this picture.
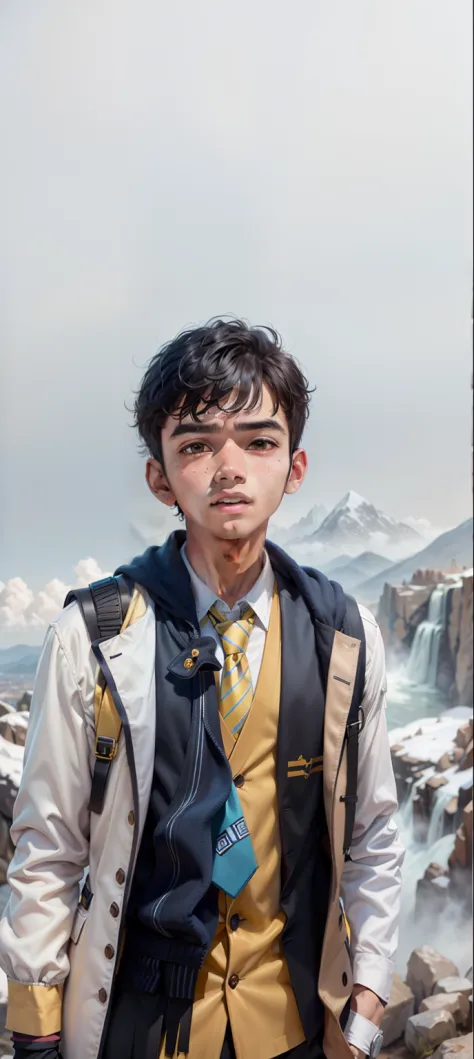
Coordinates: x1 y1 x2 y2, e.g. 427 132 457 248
378 572 473 706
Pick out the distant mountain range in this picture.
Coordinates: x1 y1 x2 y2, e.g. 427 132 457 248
0 645 41 676
318 551 395 593
358 517 473 601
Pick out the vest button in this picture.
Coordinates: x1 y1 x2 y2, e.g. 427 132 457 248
228 973 240 989
233 774 245 788
109 902 120 918
229 914 240 931
232 653 239 663
128 811 135 826
98 988 108 1004
116 869 125 885
104 944 115 960
342 972 348 987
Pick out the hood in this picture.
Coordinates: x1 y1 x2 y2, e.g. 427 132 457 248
116 531 346 632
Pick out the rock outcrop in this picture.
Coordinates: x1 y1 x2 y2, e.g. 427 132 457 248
377 583 433 655
378 570 473 706
438 574 473 705
381 948 473 1057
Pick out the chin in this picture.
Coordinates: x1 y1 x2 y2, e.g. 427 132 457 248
215 516 267 539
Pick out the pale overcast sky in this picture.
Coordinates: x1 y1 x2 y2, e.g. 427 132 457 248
1 0 472 593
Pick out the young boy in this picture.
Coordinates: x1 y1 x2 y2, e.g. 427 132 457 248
0 319 404 1059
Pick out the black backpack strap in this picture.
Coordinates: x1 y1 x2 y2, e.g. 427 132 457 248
64 575 132 814
339 594 366 861
64 575 132 644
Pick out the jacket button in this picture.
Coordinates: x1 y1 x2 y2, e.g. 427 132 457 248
104 945 115 960
115 869 125 885
233 774 245 788
228 973 239 989
98 988 108 1004
109 902 120 918
229 914 240 931
342 972 348 987
128 811 135 826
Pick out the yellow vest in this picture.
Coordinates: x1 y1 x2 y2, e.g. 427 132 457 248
161 585 305 1059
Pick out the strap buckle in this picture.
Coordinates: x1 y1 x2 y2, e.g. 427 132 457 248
95 735 117 761
347 706 365 737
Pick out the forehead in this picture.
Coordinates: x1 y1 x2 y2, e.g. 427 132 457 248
164 382 289 432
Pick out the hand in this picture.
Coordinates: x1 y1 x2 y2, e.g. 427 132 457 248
348 1047 365 1059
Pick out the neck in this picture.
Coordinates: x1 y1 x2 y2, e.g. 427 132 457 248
185 522 268 607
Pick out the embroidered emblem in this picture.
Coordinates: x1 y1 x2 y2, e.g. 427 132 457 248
287 754 323 780
216 816 250 856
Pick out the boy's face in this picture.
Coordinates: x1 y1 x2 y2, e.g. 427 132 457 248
146 384 307 540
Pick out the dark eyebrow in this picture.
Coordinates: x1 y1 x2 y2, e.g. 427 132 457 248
169 418 286 439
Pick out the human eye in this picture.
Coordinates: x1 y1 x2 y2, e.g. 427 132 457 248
249 438 278 451
180 441 210 455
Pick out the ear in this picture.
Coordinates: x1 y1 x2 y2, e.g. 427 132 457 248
284 449 307 496
146 458 176 508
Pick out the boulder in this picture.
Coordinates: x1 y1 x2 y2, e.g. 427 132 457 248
420 992 470 1029
381 975 416 1047
455 721 473 750
458 740 473 771
16 691 32 711
406 948 459 1010
405 1010 456 1055
437 752 452 772
435 977 473 999
432 1033 473 1057
0 713 28 748
0 702 14 719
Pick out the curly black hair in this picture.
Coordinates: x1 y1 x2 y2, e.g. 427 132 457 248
134 317 313 469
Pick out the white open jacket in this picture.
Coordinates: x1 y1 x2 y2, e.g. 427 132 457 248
0 587 404 1059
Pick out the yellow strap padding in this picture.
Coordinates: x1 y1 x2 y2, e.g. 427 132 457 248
94 586 146 749
6 982 64 1035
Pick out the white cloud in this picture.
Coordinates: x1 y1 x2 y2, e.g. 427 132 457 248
0 559 111 638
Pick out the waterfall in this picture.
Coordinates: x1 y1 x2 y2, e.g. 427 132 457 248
426 785 455 847
407 586 449 686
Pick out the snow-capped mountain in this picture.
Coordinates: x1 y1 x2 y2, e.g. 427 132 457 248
309 491 422 554
283 490 424 564
269 503 328 546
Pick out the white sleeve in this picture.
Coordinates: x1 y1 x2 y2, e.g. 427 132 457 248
0 621 93 985
340 610 405 1004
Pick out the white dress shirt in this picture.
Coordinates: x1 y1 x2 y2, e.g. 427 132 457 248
181 545 404 1046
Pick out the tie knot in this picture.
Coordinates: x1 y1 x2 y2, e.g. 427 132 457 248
208 604 255 658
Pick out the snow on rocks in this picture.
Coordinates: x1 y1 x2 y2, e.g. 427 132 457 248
0 713 28 748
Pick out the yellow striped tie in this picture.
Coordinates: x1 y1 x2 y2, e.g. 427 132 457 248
208 603 255 739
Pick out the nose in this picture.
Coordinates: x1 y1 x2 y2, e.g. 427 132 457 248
213 438 247 484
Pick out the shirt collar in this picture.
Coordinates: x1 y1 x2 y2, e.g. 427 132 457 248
181 544 275 632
